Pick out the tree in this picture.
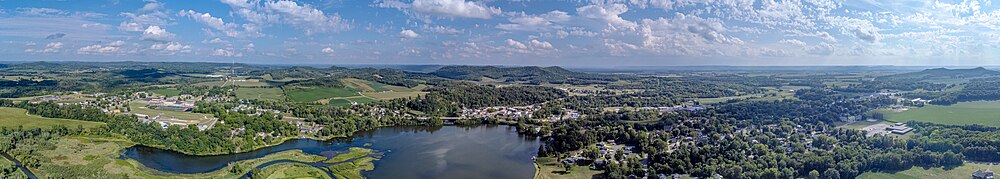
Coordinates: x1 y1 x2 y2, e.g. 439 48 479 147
823 168 840 179
808 170 820 179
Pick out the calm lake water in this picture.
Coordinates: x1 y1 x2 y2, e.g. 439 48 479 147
122 125 541 179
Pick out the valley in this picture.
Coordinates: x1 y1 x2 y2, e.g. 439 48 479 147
0 62 999 179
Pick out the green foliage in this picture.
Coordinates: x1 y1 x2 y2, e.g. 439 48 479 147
0 107 104 129
430 66 628 85
908 122 1000 162
285 87 359 102
235 87 285 101
400 82 566 116
876 67 1000 81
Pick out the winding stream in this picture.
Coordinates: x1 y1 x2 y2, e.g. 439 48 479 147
123 125 541 178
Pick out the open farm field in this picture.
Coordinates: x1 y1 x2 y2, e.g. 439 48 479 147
0 107 104 129
878 100 1000 127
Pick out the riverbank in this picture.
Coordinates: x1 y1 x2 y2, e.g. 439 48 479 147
137 123 400 156
139 133 348 156
101 125 540 178
324 147 382 179
29 135 335 178
0 151 33 179
256 163 330 179
130 122 529 157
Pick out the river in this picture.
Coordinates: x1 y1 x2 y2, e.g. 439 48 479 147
122 125 541 179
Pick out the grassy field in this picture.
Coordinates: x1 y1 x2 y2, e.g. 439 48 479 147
381 85 415 92
1 94 97 104
340 78 385 92
0 75 32 81
267 77 309 82
285 87 360 102
695 91 796 105
534 157 603 179
878 100 1000 127
258 163 330 179
857 162 992 179
1 96 38 102
0 152 26 178
0 107 104 129
328 157 377 179
362 91 426 100
34 136 327 178
148 88 181 96
326 148 375 163
128 102 214 123
540 83 603 91
326 99 353 107
193 79 271 87
323 97 375 107
236 88 285 101
779 85 812 91
325 147 380 179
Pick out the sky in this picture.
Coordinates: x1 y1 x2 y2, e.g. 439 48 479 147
2 0 1000 67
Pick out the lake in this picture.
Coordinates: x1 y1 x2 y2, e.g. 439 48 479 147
122 125 541 178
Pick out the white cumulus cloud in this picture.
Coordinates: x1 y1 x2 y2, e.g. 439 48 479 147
141 26 175 42
496 10 571 31
25 42 64 53
178 10 262 38
149 42 192 54
377 0 501 19
212 48 242 57
78 40 128 55
577 4 637 30
399 29 421 39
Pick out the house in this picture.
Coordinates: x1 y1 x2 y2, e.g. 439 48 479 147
973 168 995 179
591 160 607 169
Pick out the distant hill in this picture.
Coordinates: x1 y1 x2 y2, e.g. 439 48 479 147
428 66 628 84
117 69 176 82
430 66 579 80
340 64 444 73
268 65 630 86
876 67 1000 81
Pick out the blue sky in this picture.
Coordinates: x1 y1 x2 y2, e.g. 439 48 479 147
2 0 1000 66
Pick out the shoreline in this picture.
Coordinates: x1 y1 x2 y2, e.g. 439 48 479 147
121 124 535 176
533 161 542 179
135 122 529 156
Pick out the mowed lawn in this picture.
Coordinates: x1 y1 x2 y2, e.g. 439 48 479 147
534 157 603 179
858 162 990 179
362 91 427 100
193 79 271 87
235 88 285 101
0 107 104 129
326 97 375 107
128 102 213 122
148 88 181 96
259 163 330 179
285 87 360 102
880 100 1000 127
